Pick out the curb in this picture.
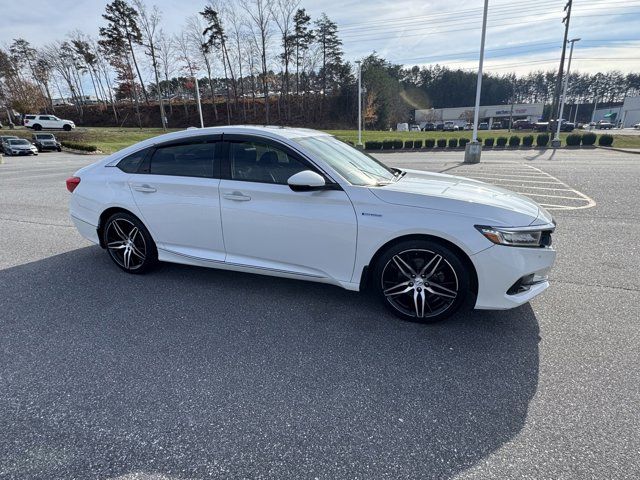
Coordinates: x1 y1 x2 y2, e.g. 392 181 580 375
596 146 640 155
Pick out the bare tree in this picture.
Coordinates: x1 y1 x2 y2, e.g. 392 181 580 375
185 15 219 121
174 31 199 118
224 5 248 121
156 30 175 116
271 0 299 121
240 0 274 123
133 0 166 129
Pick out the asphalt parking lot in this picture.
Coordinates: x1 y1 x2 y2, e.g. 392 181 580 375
1 148 639 479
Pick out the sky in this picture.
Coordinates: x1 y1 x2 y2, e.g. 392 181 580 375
1 0 639 79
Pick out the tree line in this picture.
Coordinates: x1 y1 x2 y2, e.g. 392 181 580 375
1 0 639 129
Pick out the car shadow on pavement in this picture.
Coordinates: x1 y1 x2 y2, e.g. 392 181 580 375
0 246 540 480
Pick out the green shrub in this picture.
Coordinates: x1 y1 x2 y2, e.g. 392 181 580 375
393 139 403 149
536 133 549 147
522 135 534 147
437 138 447 148
425 139 435 148
61 141 97 152
484 137 494 147
508 135 521 147
448 138 458 148
566 133 581 146
365 141 381 150
404 140 414 149
413 139 423 149
581 132 597 146
496 137 508 147
598 134 614 146
381 140 393 150
459 137 469 147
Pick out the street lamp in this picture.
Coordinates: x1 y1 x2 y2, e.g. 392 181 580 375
553 37 580 147
356 60 363 147
464 0 489 164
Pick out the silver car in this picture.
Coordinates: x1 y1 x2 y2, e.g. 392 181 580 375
4 138 38 156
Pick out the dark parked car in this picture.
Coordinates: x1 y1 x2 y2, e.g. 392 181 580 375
491 121 503 130
435 122 445 131
422 122 436 131
550 119 575 132
512 119 535 130
31 133 62 152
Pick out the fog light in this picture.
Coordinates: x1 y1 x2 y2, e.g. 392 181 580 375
507 274 548 295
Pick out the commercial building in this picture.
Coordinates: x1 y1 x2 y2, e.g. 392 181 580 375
592 96 640 127
415 103 544 130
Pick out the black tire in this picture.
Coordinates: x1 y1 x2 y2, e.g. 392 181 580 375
33 124 42 131
63 124 72 131
102 212 158 274
372 239 470 323
57 147 62 152
37 146 42 152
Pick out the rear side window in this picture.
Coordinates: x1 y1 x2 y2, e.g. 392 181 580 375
148 142 215 178
117 148 149 173
25 115 36 120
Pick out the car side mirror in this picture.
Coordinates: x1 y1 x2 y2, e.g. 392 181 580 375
287 170 327 192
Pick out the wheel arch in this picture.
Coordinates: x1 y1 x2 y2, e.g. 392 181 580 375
360 233 479 297
97 206 147 248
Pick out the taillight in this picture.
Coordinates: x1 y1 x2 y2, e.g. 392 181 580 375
66 176 81 193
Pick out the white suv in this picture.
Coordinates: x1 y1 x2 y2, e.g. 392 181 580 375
24 114 75 131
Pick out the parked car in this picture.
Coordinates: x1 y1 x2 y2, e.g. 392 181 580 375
0 135 19 153
422 122 436 131
409 124 420 132
595 120 613 130
549 119 575 132
4 138 38 156
478 122 489 130
443 121 459 131
463 123 473 130
634 122 640 130
67 126 556 323
435 122 445 131
512 119 535 130
24 114 75 131
534 121 550 132
32 133 62 152
491 121 503 130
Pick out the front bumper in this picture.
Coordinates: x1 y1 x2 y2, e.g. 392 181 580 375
472 244 556 310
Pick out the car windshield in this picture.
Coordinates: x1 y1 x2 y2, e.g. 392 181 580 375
10 139 29 145
293 135 396 186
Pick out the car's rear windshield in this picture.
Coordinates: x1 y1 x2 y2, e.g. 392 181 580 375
10 139 29 145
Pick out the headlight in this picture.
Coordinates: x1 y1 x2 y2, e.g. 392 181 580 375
475 225 553 248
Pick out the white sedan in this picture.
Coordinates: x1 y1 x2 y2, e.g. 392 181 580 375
67 126 556 323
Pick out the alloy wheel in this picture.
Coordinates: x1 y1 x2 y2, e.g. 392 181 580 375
381 249 459 319
105 218 147 271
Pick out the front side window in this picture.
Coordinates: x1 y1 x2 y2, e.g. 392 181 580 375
229 141 307 184
149 142 215 178
39 116 50 121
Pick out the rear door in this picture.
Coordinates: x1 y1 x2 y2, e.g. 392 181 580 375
218 135 358 282
127 135 225 262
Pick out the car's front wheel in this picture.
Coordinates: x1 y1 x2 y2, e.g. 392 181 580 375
63 124 72 131
372 240 470 323
102 212 157 274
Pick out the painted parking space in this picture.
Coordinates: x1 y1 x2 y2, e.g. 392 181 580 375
443 163 596 211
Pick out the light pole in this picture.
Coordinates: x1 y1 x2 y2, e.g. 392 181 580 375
553 37 580 146
195 76 204 128
464 0 489 163
356 60 363 147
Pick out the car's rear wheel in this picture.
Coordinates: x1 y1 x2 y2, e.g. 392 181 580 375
103 212 157 274
372 240 469 323
33 124 42 131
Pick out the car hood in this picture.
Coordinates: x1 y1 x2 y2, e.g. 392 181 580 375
370 169 548 226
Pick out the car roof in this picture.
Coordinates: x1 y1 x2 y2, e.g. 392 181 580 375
105 125 331 164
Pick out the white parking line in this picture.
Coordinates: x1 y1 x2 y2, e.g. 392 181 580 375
449 163 596 211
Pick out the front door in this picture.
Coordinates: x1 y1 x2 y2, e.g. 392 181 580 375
219 137 358 282
128 136 225 262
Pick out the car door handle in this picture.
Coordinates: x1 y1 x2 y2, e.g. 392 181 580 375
223 191 251 201
132 183 157 193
